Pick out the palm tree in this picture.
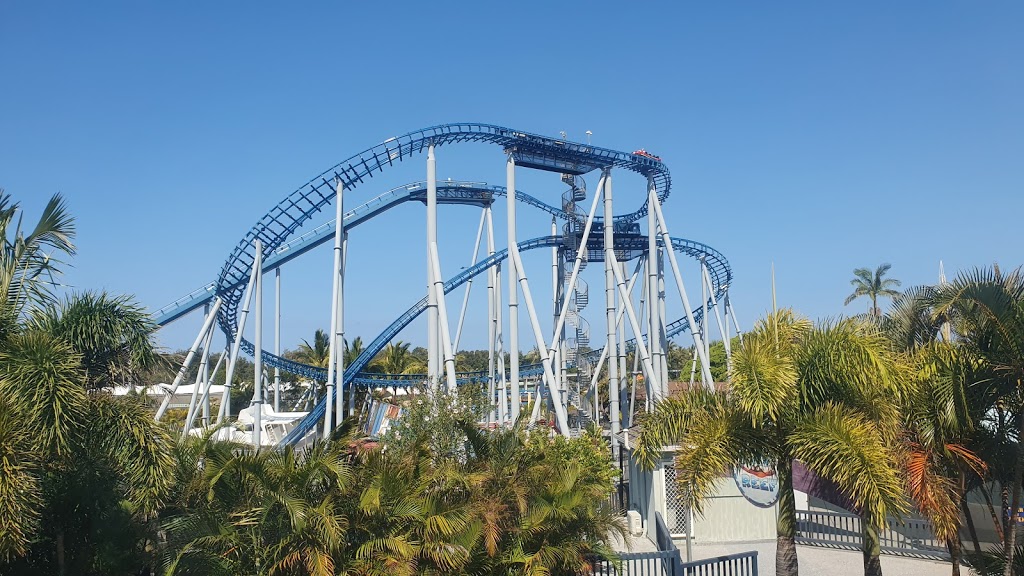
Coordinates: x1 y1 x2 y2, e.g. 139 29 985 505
636 310 908 576
295 329 331 368
32 291 160 389
369 340 424 375
0 191 75 338
845 263 902 317
932 267 1024 576
0 193 174 574
343 335 364 368
882 287 992 573
0 329 175 574
162 436 354 576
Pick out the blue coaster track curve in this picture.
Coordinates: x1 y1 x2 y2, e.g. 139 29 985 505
162 123 734 446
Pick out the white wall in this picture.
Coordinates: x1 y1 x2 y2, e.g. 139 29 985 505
691 477 778 542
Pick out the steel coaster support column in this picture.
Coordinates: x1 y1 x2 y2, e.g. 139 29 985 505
495 261 507 424
426 144 439 389
274 268 281 412
218 265 256 424
202 302 213 424
658 251 669 393
454 208 487 352
650 193 714 386
252 239 264 448
609 250 663 404
182 325 214 437
588 343 608 422
724 292 732 378
429 242 458 393
546 174 605 369
689 347 699 386
550 218 560 398
702 261 730 361
157 297 222 421
646 178 663 401
339 231 349 419
629 275 646 424
323 179 345 436
186 348 227 432
486 206 497 426
701 257 710 381
726 293 743 338
558 253 567 407
506 155 520 422
603 169 620 453
617 260 628 415
510 247 570 436
344 233 355 417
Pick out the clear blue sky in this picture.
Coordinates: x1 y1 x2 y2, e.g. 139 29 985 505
2 2 1021 355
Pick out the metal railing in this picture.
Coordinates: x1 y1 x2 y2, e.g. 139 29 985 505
588 513 758 576
607 481 629 514
654 511 676 553
795 509 948 560
589 550 758 576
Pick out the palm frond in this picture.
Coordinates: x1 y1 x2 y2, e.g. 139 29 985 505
789 404 908 528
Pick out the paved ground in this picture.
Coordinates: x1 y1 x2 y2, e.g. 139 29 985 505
612 533 954 576
688 540 952 576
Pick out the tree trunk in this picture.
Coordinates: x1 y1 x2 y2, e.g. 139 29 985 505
962 493 982 555
56 529 66 576
948 534 962 576
1002 415 1024 576
863 522 883 576
1004 484 1010 539
982 483 1006 543
776 458 799 576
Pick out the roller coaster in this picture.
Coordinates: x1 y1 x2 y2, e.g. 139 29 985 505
152 123 742 449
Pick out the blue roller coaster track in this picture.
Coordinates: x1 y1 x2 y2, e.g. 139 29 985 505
151 123 733 446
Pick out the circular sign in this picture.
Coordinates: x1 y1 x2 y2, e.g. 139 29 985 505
733 462 780 508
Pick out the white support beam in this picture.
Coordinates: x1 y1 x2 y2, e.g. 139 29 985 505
509 247 570 436
650 193 714 387
323 179 344 435
252 238 264 448
426 145 439 389
274 268 281 412
157 297 223 421
429 242 459 393
454 208 487 353
506 155 520 422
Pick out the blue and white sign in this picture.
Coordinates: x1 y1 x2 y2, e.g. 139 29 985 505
733 463 780 508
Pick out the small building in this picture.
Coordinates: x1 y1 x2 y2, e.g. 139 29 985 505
622 430 787 544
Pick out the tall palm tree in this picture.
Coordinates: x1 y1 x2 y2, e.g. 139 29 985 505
0 192 76 301
636 310 908 576
882 287 993 573
0 329 174 574
0 191 75 339
295 329 331 368
369 341 425 375
32 291 159 389
343 336 364 368
932 266 1024 576
845 263 902 318
0 192 174 574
